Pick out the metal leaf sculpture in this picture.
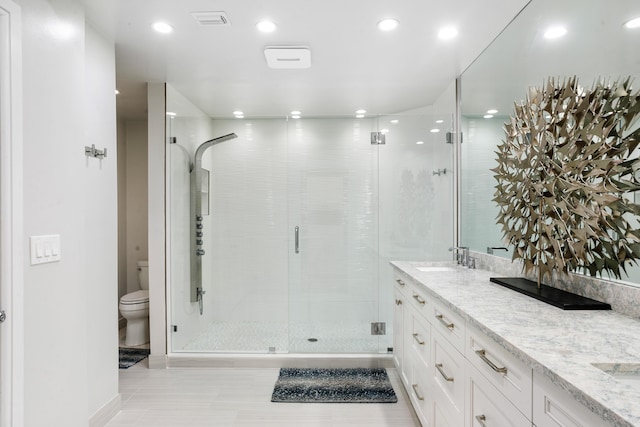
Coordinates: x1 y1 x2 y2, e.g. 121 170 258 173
493 77 640 287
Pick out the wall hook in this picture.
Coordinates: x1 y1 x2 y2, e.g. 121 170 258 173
433 168 447 176
85 144 107 159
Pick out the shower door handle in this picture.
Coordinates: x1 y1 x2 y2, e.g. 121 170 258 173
295 226 300 254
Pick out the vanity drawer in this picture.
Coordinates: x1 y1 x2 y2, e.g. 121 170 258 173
409 311 430 365
432 328 465 425
469 363 532 426
394 274 409 295
431 299 465 352
467 326 532 413
533 372 606 427
408 281 430 315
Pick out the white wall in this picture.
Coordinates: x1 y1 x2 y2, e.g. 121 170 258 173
124 120 148 294
19 0 118 425
83 23 119 421
117 119 127 301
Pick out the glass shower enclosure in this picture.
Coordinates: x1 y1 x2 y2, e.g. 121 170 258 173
166 85 453 354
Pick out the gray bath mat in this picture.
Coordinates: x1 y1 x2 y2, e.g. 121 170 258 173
271 368 397 403
119 347 150 369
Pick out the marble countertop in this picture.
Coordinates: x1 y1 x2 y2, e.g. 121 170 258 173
391 261 640 427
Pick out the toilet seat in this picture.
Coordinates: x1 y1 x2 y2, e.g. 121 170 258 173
120 290 149 305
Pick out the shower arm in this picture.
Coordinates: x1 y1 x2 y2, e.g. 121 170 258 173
190 133 238 304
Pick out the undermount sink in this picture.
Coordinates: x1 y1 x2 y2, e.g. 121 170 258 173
592 363 640 392
416 266 457 272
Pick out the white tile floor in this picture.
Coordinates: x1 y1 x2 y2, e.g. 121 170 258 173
106 359 420 426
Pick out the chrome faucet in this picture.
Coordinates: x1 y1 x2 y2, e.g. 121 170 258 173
449 246 469 267
487 246 508 255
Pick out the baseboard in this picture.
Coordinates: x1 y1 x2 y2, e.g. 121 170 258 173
167 353 394 369
88 393 121 427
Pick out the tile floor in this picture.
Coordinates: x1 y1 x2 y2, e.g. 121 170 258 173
105 359 420 426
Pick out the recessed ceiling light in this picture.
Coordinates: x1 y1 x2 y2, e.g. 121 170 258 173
438 26 458 40
152 22 174 34
416 141 425 145
166 112 177 117
356 114 365 118
487 109 498 114
483 114 494 119
390 119 399 124
356 109 367 114
624 17 640 29
430 128 440 133
291 110 301 115
544 26 567 39
233 110 243 116
256 20 277 33
377 18 399 31
435 119 444 124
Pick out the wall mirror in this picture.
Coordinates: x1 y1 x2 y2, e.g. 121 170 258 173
460 0 640 283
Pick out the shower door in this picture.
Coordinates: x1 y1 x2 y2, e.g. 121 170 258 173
287 117 383 353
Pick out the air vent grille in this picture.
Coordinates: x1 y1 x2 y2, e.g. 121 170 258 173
191 11 231 26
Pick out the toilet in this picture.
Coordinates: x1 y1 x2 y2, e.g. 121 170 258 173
119 260 150 346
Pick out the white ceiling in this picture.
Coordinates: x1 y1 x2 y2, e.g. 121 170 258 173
84 0 531 120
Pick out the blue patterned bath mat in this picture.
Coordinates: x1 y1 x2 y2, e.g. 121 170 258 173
119 347 150 369
271 368 397 403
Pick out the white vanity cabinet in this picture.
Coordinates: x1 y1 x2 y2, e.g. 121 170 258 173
393 272 533 427
532 372 605 427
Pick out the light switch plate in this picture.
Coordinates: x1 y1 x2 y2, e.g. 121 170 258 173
30 235 61 265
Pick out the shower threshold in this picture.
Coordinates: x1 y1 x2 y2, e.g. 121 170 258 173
177 321 388 354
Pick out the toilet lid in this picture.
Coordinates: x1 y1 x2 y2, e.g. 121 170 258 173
120 290 149 304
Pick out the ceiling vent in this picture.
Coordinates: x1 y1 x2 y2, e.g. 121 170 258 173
264 46 311 69
191 11 231 26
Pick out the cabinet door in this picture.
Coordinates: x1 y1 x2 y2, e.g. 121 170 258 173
533 372 607 427
468 364 532 426
392 290 405 374
408 349 431 426
431 327 466 426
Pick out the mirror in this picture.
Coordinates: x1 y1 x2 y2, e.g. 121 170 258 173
460 0 640 283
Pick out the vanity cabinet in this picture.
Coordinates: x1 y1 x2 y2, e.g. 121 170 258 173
393 272 533 427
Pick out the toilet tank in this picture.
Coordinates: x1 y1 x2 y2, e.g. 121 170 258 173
137 260 149 290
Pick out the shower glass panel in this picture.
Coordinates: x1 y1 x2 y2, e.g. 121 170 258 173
165 84 454 354
287 117 381 353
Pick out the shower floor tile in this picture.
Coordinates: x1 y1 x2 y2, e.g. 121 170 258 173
178 321 388 354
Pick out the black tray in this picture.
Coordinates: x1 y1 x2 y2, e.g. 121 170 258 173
489 277 611 310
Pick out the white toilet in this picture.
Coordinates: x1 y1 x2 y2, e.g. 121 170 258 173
119 260 150 346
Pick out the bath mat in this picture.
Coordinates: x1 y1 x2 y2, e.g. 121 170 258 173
119 347 150 369
271 368 397 403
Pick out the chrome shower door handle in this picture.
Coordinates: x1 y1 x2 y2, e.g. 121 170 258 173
295 226 300 254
